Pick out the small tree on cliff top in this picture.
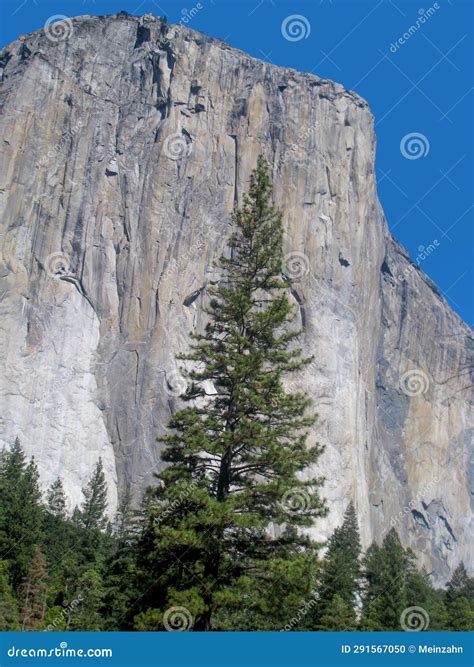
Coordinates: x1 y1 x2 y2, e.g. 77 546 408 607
138 156 327 630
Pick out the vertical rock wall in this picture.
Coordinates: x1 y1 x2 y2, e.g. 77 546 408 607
0 14 472 582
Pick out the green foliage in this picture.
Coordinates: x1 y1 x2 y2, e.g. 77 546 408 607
446 562 474 608
448 597 474 631
47 477 67 519
0 159 471 632
309 502 361 629
0 440 469 631
0 560 20 630
79 459 109 532
0 438 43 588
360 529 409 630
20 545 48 630
136 156 327 630
318 594 357 631
406 567 448 630
101 486 140 631
213 548 320 631
68 568 105 631
445 563 474 630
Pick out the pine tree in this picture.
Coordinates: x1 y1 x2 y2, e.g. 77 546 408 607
0 439 43 588
446 562 474 608
310 502 361 629
213 547 319 631
43 477 71 563
47 477 67 519
448 597 474 631
68 568 105 631
102 484 140 630
445 563 474 630
137 156 327 631
0 560 20 630
79 459 108 531
406 565 448 630
318 593 357 631
360 529 410 630
112 482 135 545
20 545 48 630
43 477 84 590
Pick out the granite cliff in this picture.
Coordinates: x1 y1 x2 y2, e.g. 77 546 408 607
0 13 472 584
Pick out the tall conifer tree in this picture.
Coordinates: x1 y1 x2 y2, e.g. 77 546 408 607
47 477 67 519
20 545 48 630
137 156 327 630
0 561 20 630
79 459 108 532
0 439 43 588
360 529 410 630
309 501 361 630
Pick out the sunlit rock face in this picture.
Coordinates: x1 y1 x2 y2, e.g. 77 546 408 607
0 14 472 583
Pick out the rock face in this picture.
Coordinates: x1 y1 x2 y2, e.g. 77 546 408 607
0 14 472 584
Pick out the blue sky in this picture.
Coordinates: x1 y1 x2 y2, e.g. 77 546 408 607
1 0 473 325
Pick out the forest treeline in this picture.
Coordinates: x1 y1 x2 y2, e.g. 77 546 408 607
0 441 472 631
1 158 472 632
